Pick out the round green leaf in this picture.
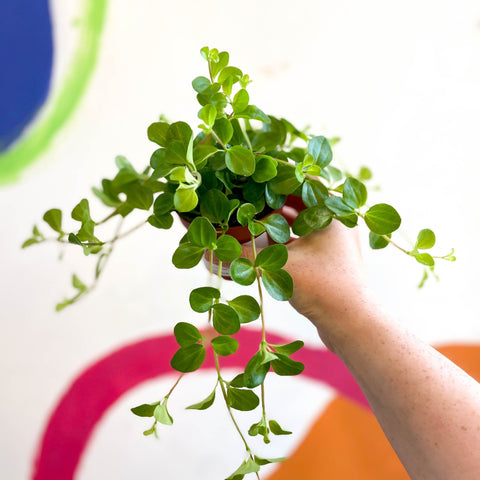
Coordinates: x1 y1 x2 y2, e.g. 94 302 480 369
232 88 249 113
43 209 63 233
186 389 216 410
211 336 239 356
212 304 240 335
170 344 206 372
237 203 256 226
213 117 233 145
174 186 198 212
252 156 277 183
230 258 256 285
255 244 288 272
325 196 355 216
192 76 211 93
153 402 173 426
131 402 159 418
215 235 241 262
189 286 220 313
269 419 292 435
416 229 436 250
199 104 217 127
262 269 293 301
225 145 255 176
244 351 270 388
270 340 304 355
172 242 205 269
369 232 390 249
302 179 328 207
227 387 260 411
187 217 217 248
271 353 305 376
364 203 401 235
227 295 261 323
302 206 332 230
154 192 174 216
148 213 174 230
199 189 231 225
414 252 435 267
260 214 290 244
343 177 367 209
147 122 169 147
265 184 286 209
268 164 302 195
248 220 266 236
174 322 202 346
307 136 332 167
291 211 313 237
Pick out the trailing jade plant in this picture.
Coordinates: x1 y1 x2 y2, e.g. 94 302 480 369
23 47 455 479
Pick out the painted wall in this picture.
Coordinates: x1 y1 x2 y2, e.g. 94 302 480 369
1 0 480 478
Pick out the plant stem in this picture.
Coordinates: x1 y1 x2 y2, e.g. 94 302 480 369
165 373 184 399
214 352 251 452
211 130 228 150
250 235 266 343
240 119 253 152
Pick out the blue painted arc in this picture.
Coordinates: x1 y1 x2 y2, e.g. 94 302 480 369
0 0 53 151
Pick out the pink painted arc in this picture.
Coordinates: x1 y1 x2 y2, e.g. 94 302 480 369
32 329 366 479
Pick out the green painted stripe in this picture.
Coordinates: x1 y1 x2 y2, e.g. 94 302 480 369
0 0 108 185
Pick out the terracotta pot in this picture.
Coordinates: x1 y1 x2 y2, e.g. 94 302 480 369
179 195 305 279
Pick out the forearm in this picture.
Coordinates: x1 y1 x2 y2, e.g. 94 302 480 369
312 297 480 480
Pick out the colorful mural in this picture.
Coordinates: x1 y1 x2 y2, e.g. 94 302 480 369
1 1 479 479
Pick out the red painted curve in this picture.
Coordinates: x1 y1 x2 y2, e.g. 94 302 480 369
32 329 366 479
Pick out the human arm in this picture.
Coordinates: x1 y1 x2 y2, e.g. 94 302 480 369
283 221 480 480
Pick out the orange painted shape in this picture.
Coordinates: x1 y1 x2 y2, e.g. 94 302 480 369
268 344 480 480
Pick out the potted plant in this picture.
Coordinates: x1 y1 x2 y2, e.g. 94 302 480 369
23 46 455 479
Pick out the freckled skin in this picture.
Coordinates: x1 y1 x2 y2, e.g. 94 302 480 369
244 222 480 480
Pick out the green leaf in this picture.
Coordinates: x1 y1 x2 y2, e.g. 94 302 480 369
248 220 266 236
325 196 355 216
153 192 174 216
187 217 217 248
186 388 216 410
230 258 256 285
215 235 241 262
244 351 270 388
308 136 332 168
225 457 260 479
364 203 401 235
212 117 233 145
227 387 260 411
416 229 436 250
212 304 240 335
262 270 293 301
153 401 174 426
193 145 218 168
413 252 435 267
123 183 154 210
255 244 288 272
369 232 390 249
210 51 229 79
218 66 243 85
150 149 176 177
174 322 202 347
174 186 198 212
199 104 217 127
192 76 211 93
271 353 305 376
147 213 174 230
68 233 83 246
227 295 260 323
172 242 205 269
271 340 304 355
229 373 245 388
302 206 333 230
232 88 249 113
189 286 220 313
269 419 292 435
43 209 63 233
170 344 206 372
199 189 231 225
265 184 286 209
211 336 239 356
254 455 286 466
72 274 87 292
302 179 328 207
268 164 301 195
131 402 160 418
291 211 313 237
225 145 255 176
237 203 257 227
260 214 290 244
252 155 277 183
147 122 169 147
343 177 367 209
235 104 270 123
